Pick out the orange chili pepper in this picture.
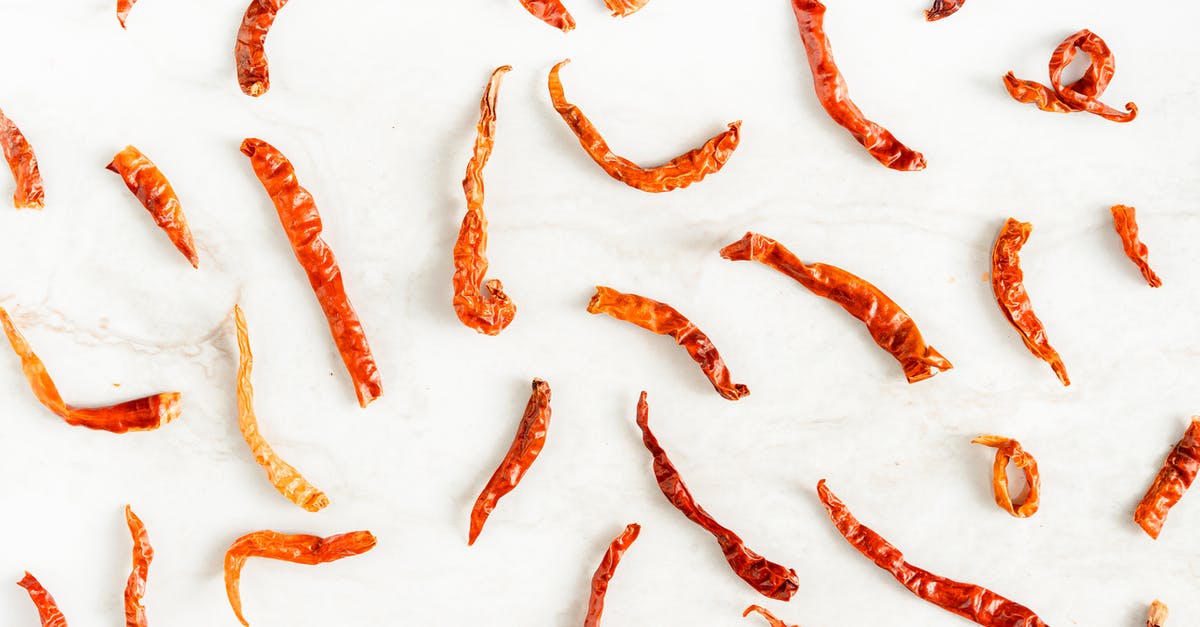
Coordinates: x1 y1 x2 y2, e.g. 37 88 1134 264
1110 205 1162 288
117 0 138 27
1148 600 1169 627
742 605 798 627
17 572 69 627
584 523 641 627
235 0 288 97
106 145 200 269
972 436 1040 518
0 106 44 209
1135 418 1200 540
124 506 153 627
925 0 965 21
518 0 575 32
1004 29 1137 123
605 0 648 17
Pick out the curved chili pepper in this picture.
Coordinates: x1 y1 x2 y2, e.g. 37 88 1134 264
1111 205 1162 288
117 0 138 27
468 379 552 545
224 530 376 627
720 232 951 384
0 106 44 209
1004 29 1137 123
605 0 648 17
124 506 153 627
637 392 798 600
990 218 1069 386
1135 418 1200 540
455 66 517 336
742 605 797 627
972 436 1040 518
0 307 181 433
241 138 382 408
106 145 200 269
235 0 288 97
584 523 641 627
1148 600 1169 627
234 305 329 512
790 0 925 171
925 0 965 21
17 572 68 627
518 0 575 32
818 480 1049 626
548 60 741 193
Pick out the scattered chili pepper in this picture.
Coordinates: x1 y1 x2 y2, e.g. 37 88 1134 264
1004 29 1137 123
605 0 648 17
455 66 517 336
990 218 1069 386
720 232 951 383
790 0 925 171
17 572 68 627
1148 600 1169 627
742 605 797 627
468 379 552 545
637 391 798 600
106 145 200 269
224 530 376 627
518 0 575 32
124 506 153 627
0 106 44 209
241 138 382 408
817 480 1049 626
1110 205 1162 288
548 60 741 193
1135 418 1200 540
117 0 138 27
235 0 289 97
925 0 965 21
0 307 181 433
584 523 641 627
972 436 1040 518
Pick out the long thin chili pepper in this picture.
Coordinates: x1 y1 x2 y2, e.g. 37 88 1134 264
1111 205 1162 288
235 0 289 97
224 530 377 627
1148 600 1169 627
548 60 741 193
0 307 181 433
1135 418 1200 540
925 0 965 21
468 379 552 545
990 218 1069 386
1004 29 1137 123
17 572 68 627
742 605 797 627
972 435 1040 518
455 66 517 336
720 232 951 384
117 0 138 27
637 392 798 600
234 305 329 512
605 0 649 17
124 506 153 627
584 523 641 627
241 138 382 408
518 0 575 32
587 286 748 400
106 145 200 269
817 480 1049 626
0 106 44 209
790 0 925 171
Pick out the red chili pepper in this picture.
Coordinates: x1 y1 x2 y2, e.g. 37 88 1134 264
124 506 153 627
518 0 575 32
1110 205 1162 288
117 0 138 27
742 605 797 627
584 523 641 627
106 145 200 269
605 0 648 17
818 480 1050 626
1135 418 1200 540
17 572 69 627
972 436 1040 518
235 0 288 97
0 106 45 209
925 0 965 21
1004 29 1137 123
637 392 798 600
790 0 925 171
241 138 383 408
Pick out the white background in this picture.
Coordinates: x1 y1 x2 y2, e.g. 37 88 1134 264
1 0 1198 625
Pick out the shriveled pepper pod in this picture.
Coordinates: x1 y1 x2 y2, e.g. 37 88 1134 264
583 523 641 627
742 605 798 627
605 0 648 17
0 106 44 209
117 0 138 27
236 0 289 96
124 506 153 627
1110 205 1162 287
1148 600 1169 627
925 0 965 21
1004 29 1137 122
17 572 69 627
106 145 200 268
518 0 575 32
1135 418 1200 540
972 436 1040 518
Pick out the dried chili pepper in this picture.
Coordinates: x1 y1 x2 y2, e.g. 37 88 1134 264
720 232 951 383
1111 205 1162 288
1135 418 1200 540
742 605 797 627
124 506 153 627
455 66 517 336
224 530 376 627
925 0 965 21
106 145 200 269
518 0 575 32
0 307 181 433
1148 600 1169 627
790 0 925 171
0 106 44 209
587 286 748 400
972 436 1040 518
468 379 552 545
990 218 1069 386
17 572 68 627
241 138 382 408
605 0 648 17
584 523 640 627
234 305 329 512
117 0 138 27
235 0 289 97
1004 29 1137 122
548 60 741 193
818 480 1049 626
637 392 798 600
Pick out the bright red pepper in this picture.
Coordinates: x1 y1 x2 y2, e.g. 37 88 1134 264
117 0 138 27
235 0 288 97
518 0 575 32
990 219 1069 386
124 506 153 627
925 0 965 21
0 106 44 209
742 605 797 627
1004 29 1137 123
1135 418 1200 540
584 523 641 627
973 436 1040 518
605 0 648 17
106 145 200 269
17 572 69 627
1110 205 1162 288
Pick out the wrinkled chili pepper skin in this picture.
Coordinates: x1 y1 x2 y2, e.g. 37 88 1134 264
605 0 649 17
925 0 965 21
224 530 377 627
1148 600 1168 627
1111 205 1162 288
1004 30 1137 123
548 60 741 193
107 145 200 269
742 605 797 627
117 0 137 27
235 0 288 97
1135 418 1200 540
791 0 925 171
124 506 153 627
637 392 798 600
721 232 951 383
241 138 382 408
584 523 641 627
17 572 68 627
990 219 1069 386
0 107 44 209
518 0 575 32
972 436 1040 518
468 379 552 545
818 480 1049 627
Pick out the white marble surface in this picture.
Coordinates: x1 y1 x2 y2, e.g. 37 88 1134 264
2 1 1200 625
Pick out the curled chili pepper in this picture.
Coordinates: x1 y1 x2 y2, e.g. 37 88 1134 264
721 232 951 384
1111 205 1162 288
1135 418 1200 540
124 506 153 627
106 145 200 269
468 379 552 545
455 66 517 336
224 530 377 627
790 0 925 171
925 0 965 21
0 307 181 433
584 523 641 627
637 392 798 600
742 605 798 627
1004 29 1137 123
587 286 748 401
548 60 741 193
818 480 1050 626
1148 600 1169 627
605 0 648 17
0 106 45 209
117 0 138 27
241 138 383 408
990 218 1069 386
17 572 69 627
235 0 288 97
518 0 575 32
972 436 1040 518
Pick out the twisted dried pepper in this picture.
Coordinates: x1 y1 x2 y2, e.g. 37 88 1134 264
991 218 1069 386
1148 600 1169 627
117 0 138 27
791 0 925 171
1004 29 1137 122
17 572 68 627
742 606 797 627
605 0 649 17
0 106 44 209
518 0 575 32
241 138 382 408
124 506 153 627
925 0 965 21
236 0 288 97
637 392 798 600
818 480 1049 626
721 232 951 383
584 523 640 627
972 436 1040 518
468 379 552 545
1111 205 1162 288
1135 418 1200 540
548 60 741 193
106 145 199 269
